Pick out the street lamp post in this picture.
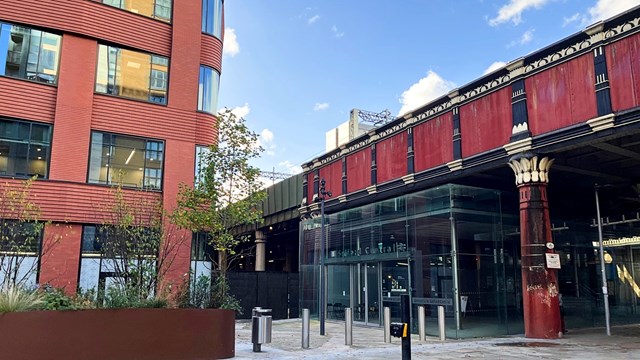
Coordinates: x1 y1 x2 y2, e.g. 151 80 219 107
319 178 331 336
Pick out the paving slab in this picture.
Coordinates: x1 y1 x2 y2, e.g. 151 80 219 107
234 319 640 359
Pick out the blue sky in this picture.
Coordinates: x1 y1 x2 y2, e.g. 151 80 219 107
218 0 640 176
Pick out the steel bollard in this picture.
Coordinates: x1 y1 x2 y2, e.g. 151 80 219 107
345 307 353 345
384 307 391 343
438 305 446 341
418 306 426 342
302 308 310 349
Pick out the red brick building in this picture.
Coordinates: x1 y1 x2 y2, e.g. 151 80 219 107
0 0 223 291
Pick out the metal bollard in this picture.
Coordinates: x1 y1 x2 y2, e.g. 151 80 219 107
438 305 446 341
302 308 310 349
418 306 426 342
345 307 353 345
384 307 391 343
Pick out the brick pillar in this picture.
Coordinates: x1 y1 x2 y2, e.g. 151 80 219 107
39 223 82 294
508 154 562 339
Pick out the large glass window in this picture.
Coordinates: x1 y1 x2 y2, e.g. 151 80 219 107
98 0 172 22
0 119 51 178
202 0 223 38
88 132 164 189
0 221 42 288
0 22 61 84
198 66 220 114
195 145 211 186
96 45 169 105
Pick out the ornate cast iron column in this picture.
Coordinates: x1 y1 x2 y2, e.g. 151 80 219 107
508 154 562 339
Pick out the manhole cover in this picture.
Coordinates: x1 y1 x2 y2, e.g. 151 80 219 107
495 342 560 348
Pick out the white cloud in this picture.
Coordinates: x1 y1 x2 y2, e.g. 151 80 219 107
260 129 274 143
483 61 507 75
562 13 581 27
585 0 640 24
258 129 276 156
508 28 535 47
308 15 320 24
278 160 303 174
398 71 456 116
331 25 345 38
313 102 329 111
223 28 240 57
489 0 550 26
224 103 250 119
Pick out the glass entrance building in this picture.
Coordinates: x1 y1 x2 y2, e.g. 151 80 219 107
300 184 640 338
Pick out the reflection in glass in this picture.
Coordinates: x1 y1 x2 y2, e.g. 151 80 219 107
88 131 164 189
99 0 172 22
0 22 61 83
96 45 168 104
201 0 223 38
198 66 220 114
0 119 51 178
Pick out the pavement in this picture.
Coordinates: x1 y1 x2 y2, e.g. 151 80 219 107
234 319 640 359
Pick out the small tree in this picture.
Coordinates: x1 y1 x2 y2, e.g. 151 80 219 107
173 108 267 309
96 183 187 305
0 177 59 288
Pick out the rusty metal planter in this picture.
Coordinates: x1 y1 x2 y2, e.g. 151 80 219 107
0 308 235 360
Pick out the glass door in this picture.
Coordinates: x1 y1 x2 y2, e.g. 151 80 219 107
327 265 350 320
354 262 381 325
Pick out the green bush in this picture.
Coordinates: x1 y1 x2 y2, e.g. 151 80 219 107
0 285 43 313
103 286 168 309
40 286 76 310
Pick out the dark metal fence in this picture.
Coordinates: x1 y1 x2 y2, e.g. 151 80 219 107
228 271 299 320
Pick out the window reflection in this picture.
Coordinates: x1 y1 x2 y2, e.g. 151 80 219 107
88 131 164 189
96 45 169 104
0 22 61 84
0 119 51 178
201 0 223 38
198 66 219 114
98 0 172 22
195 145 210 186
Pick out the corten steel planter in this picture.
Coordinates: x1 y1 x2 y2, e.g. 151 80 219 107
0 308 235 360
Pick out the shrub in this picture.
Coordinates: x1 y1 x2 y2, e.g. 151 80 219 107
103 286 168 309
40 286 76 310
0 285 43 313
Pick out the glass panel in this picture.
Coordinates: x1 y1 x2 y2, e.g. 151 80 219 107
109 135 145 187
0 23 60 83
195 145 210 186
88 132 110 184
102 0 171 22
327 265 350 320
202 0 222 38
0 119 51 178
198 66 220 114
96 45 168 104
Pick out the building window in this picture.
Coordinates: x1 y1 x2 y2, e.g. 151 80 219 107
202 0 223 38
98 0 172 22
198 66 220 114
0 22 61 84
88 132 164 189
0 221 42 288
195 145 211 186
0 119 51 178
96 45 169 105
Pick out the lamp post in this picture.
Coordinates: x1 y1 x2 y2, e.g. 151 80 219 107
594 185 611 336
319 178 331 336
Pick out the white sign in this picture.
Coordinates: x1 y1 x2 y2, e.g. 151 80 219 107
545 253 561 269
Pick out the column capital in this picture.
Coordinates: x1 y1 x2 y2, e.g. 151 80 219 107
508 154 554 186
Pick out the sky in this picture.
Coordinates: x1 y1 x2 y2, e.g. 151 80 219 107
218 0 640 177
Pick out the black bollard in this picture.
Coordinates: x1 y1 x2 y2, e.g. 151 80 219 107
400 294 411 360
